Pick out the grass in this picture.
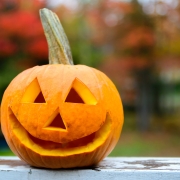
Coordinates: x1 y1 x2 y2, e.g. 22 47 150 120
108 111 180 157
0 149 14 156
109 130 180 157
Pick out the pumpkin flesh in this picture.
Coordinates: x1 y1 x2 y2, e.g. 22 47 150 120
1 64 123 168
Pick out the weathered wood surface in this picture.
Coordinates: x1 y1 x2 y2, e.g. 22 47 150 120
1 157 180 180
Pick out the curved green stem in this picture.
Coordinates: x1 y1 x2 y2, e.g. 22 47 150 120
40 8 74 65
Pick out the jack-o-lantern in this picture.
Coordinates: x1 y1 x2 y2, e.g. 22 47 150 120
1 9 123 168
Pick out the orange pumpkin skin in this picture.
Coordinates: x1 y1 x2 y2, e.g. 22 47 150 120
1 64 123 168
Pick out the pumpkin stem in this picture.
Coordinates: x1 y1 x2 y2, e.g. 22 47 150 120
40 8 74 65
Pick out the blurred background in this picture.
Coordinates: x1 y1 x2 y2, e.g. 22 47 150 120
1 0 180 157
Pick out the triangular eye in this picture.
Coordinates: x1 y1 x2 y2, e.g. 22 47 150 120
43 108 66 131
65 78 97 105
65 88 84 103
21 78 46 103
34 91 46 103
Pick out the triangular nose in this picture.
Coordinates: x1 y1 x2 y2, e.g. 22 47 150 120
43 109 66 130
47 113 66 129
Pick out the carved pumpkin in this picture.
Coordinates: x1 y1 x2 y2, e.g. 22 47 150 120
1 9 123 168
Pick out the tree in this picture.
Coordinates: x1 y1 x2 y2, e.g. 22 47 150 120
80 0 156 130
121 0 155 131
0 0 48 101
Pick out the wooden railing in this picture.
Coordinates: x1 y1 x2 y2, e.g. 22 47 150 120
1 156 180 179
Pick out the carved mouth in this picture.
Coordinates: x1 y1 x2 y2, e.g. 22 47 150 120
9 108 112 156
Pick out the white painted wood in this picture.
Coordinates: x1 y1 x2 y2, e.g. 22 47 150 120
1 157 180 180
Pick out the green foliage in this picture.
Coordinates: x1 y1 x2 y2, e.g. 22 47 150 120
0 59 21 101
60 14 103 67
0 1 48 99
71 41 103 67
109 130 180 157
0 149 15 156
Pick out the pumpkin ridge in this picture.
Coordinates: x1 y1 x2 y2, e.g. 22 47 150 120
90 68 103 101
7 107 37 165
96 69 124 141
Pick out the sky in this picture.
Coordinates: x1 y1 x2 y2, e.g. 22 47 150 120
47 0 179 17
47 0 178 8
47 0 79 9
